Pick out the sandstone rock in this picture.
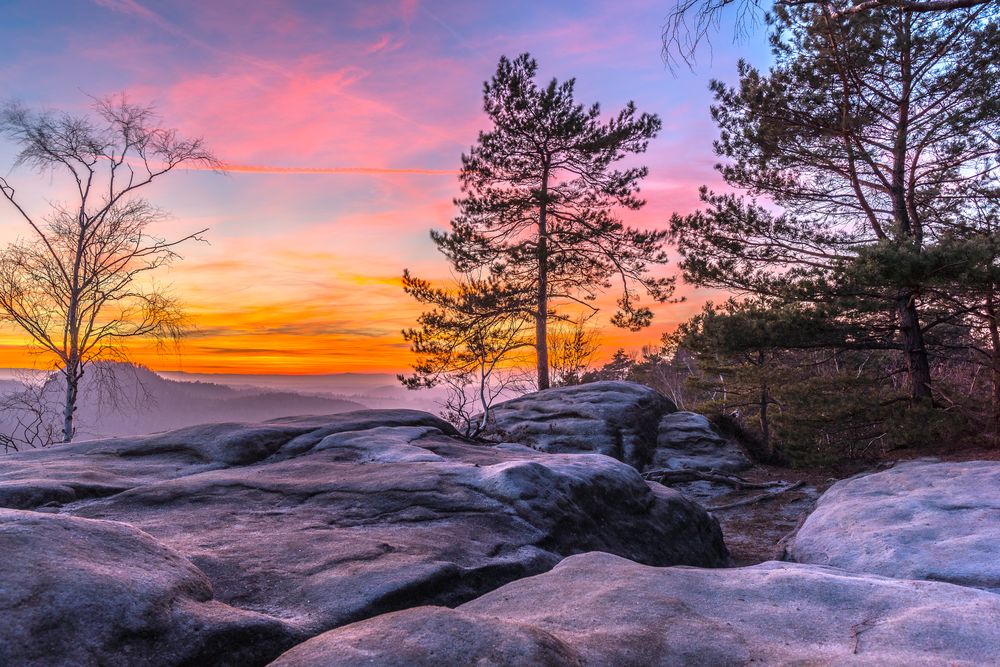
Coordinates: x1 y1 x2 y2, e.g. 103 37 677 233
0 410 452 510
0 509 295 667
270 552 1000 667
787 460 1000 592
482 381 675 470
0 410 726 663
653 411 751 472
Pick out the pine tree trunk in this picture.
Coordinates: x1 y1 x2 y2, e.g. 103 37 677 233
535 170 551 390
758 352 771 457
987 289 1000 444
888 19 931 403
896 290 932 401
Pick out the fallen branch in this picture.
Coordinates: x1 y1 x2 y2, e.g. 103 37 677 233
770 510 813 561
643 469 783 490
707 481 806 511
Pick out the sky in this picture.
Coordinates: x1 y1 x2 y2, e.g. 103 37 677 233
0 0 771 375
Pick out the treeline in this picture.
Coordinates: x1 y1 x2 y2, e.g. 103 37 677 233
660 1 1000 463
403 1 1000 464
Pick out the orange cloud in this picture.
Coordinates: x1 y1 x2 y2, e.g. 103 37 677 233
2 0 759 376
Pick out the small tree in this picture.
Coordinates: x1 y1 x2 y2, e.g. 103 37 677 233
433 54 674 390
400 272 533 436
667 298 904 463
582 348 638 383
0 95 218 442
0 372 60 452
548 315 601 386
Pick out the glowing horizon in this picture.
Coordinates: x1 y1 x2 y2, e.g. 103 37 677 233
0 0 769 375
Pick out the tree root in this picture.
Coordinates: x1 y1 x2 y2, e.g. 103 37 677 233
707 481 806 511
643 468 784 490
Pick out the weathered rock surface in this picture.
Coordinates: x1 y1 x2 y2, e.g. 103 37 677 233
653 411 751 472
0 509 295 667
482 381 676 470
270 551 1000 667
0 410 458 510
787 460 1000 592
0 410 726 665
0 414 364 509
483 382 751 474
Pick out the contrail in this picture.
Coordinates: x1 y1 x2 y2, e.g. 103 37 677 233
195 163 458 176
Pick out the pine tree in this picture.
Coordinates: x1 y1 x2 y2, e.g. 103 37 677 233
432 54 673 389
669 3 1000 400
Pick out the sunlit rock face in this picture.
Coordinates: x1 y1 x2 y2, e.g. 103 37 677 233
269 552 1000 667
0 410 726 666
787 460 1000 592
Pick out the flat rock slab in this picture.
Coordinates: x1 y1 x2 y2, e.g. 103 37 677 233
0 410 443 509
482 381 676 470
654 411 751 472
270 552 1000 667
0 410 726 666
787 460 1000 591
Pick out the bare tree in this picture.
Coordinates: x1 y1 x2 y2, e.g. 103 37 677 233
435 366 533 437
663 0 993 68
400 272 534 436
0 371 60 452
0 95 219 442
548 315 601 386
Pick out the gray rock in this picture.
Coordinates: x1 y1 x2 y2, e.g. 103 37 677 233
0 410 453 509
270 552 1000 667
787 460 1000 592
0 509 295 667
482 381 675 470
653 411 751 472
0 410 726 664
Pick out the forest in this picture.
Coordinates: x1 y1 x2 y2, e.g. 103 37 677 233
400 0 1000 466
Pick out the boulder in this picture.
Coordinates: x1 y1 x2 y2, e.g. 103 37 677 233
653 411 751 472
270 552 1000 667
787 460 1000 592
0 509 295 667
0 410 726 664
482 381 675 470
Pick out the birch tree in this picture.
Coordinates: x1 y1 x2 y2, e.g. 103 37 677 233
0 95 218 442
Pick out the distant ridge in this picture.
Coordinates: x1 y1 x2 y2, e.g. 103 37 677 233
0 363 369 441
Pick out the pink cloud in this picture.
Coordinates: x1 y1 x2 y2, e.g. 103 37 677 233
184 162 456 177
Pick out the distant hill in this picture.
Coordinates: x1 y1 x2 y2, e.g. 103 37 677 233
0 363 367 442
159 370 451 412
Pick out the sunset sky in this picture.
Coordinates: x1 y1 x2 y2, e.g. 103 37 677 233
0 0 770 374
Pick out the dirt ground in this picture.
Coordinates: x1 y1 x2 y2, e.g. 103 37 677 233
667 466 837 566
690 443 1000 566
